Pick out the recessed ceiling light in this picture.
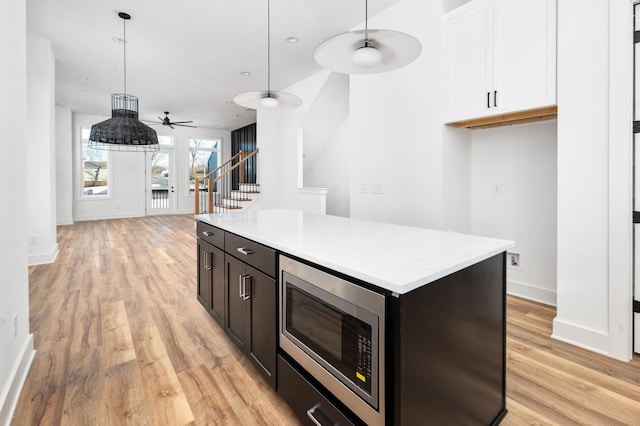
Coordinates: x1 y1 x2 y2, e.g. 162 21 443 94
240 71 251 76
286 37 299 43
111 37 127 45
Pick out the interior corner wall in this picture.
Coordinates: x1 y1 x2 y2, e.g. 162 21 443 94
470 120 558 305
27 34 58 265
0 0 35 423
257 69 351 216
554 0 611 354
55 106 73 225
349 0 445 229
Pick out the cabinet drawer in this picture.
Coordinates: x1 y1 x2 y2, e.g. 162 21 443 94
225 232 276 278
197 221 225 249
277 355 357 426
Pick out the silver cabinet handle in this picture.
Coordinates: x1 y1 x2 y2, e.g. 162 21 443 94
204 251 212 271
239 274 251 299
236 247 255 256
306 404 334 426
202 231 215 237
242 275 252 301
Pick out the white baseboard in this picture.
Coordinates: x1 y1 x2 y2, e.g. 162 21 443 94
0 335 35 426
74 211 145 221
28 243 59 266
507 279 556 306
552 317 609 355
56 218 73 226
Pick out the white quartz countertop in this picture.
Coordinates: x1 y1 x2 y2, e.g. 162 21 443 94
196 209 514 294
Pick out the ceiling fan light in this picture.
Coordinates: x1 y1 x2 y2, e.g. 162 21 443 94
260 95 280 109
352 45 382 68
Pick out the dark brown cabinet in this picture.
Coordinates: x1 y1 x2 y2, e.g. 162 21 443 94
196 222 226 326
224 246 276 388
197 239 225 326
225 255 277 380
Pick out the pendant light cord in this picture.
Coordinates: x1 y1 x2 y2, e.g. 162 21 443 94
364 0 370 46
267 0 271 95
123 16 127 95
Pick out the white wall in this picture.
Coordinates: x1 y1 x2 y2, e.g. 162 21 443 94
350 0 449 229
552 0 635 361
470 120 557 305
27 34 58 266
554 0 611 354
258 70 350 215
302 72 350 217
0 0 36 422
55 106 73 225
72 113 231 221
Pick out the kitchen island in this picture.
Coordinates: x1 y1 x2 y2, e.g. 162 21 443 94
195 209 513 425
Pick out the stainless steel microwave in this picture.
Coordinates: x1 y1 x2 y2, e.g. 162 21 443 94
279 255 386 426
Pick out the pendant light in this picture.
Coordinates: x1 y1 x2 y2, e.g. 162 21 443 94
233 0 302 110
314 0 422 75
88 12 159 152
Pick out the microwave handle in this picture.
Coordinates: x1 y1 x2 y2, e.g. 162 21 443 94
306 404 335 426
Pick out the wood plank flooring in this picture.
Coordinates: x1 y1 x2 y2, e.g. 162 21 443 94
11 215 640 425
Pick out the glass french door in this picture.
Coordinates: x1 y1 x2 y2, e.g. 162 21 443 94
146 148 176 215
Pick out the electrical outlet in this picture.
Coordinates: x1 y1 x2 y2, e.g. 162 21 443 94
13 314 18 338
371 183 384 195
508 252 520 268
29 235 39 245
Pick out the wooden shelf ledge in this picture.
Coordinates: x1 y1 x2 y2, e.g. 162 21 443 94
446 105 558 129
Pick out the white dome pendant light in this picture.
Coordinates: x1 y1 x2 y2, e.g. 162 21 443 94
314 0 422 75
234 0 302 110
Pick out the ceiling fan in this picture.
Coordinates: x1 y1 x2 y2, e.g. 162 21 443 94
145 112 197 129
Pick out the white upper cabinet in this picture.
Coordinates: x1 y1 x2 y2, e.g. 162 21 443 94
443 0 556 124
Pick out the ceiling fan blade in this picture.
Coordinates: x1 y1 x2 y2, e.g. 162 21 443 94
170 120 194 124
157 116 164 121
169 124 175 129
174 124 198 128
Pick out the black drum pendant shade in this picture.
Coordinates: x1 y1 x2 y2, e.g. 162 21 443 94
88 12 158 152
89 93 159 151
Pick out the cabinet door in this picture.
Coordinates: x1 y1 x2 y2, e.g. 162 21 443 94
443 0 493 123
247 265 276 388
225 254 248 350
210 245 225 326
197 239 213 310
493 0 556 113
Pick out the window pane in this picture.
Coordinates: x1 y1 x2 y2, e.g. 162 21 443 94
188 138 219 194
82 142 109 196
158 135 173 146
189 138 218 150
81 128 91 139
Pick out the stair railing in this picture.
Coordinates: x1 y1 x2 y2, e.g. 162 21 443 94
194 149 259 214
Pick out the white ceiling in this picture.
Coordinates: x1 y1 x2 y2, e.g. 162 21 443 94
27 0 400 131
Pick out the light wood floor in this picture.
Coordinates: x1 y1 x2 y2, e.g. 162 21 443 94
11 215 640 425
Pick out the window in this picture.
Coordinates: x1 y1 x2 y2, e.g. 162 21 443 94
189 138 219 194
81 128 111 197
158 135 173 146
